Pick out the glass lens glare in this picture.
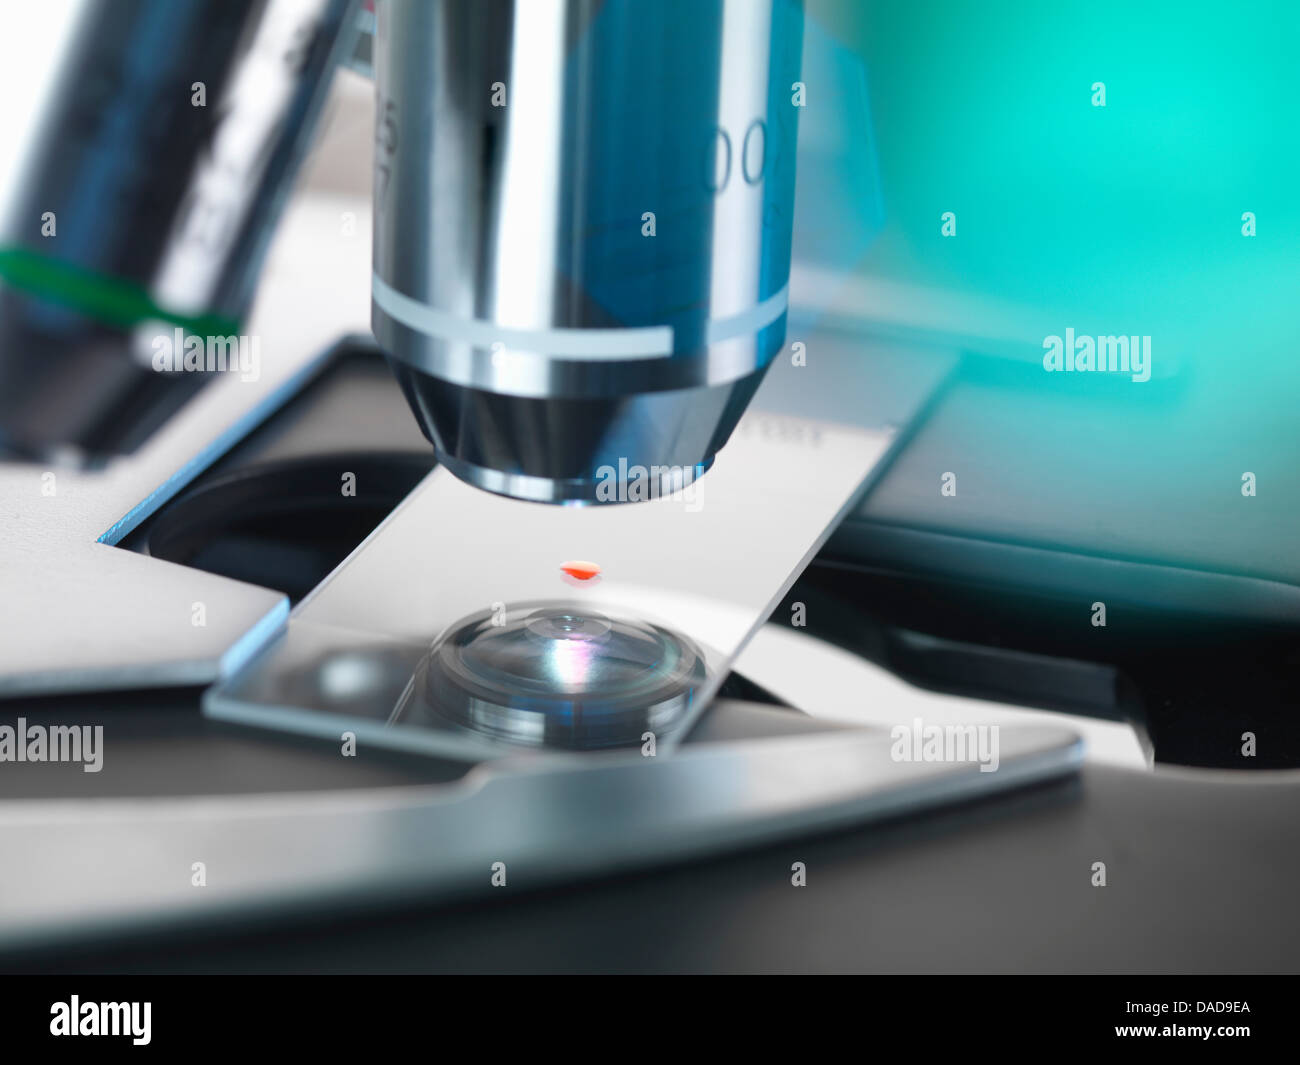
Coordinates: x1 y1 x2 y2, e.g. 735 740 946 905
421 600 705 749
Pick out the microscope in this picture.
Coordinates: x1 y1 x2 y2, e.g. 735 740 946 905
0 0 846 751
0 0 1091 757
2 0 1297 978
0 1 1089 947
0 0 802 502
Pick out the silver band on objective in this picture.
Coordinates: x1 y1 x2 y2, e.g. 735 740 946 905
373 272 789 362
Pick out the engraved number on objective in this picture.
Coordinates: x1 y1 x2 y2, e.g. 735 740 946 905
705 118 769 193
375 96 399 206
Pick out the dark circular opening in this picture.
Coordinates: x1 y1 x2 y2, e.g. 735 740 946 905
144 451 435 602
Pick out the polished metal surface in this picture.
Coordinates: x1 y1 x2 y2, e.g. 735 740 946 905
0 0 356 461
371 0 804 502
0 73 376 697
0 722 1082 952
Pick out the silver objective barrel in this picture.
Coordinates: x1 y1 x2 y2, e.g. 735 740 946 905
0 0 356 462
372 0 803 504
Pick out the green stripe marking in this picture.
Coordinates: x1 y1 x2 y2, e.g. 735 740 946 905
0 247 239 336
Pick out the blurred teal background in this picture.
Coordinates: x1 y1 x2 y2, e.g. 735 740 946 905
803 0 1300 584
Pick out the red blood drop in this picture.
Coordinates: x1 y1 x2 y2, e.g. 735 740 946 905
560 560 601 581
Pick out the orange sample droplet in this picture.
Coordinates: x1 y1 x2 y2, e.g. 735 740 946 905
560 560 601 581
